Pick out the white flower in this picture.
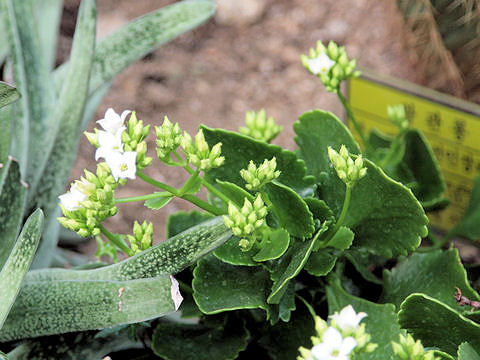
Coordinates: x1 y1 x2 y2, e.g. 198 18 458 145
97 108 130 134
330 305 367 332
170 275 183 311
311 327 356 360
59 183 87 211
307 52 335 75
105 151 137 181
95 129 125 161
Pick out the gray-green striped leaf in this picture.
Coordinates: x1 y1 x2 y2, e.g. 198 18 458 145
0 209 43 328
0 81 19 108
34 0 63 72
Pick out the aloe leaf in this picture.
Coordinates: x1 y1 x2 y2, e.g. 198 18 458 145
54 0 215 96
34 0 63 72
0 14 8 63
28 0 96 213
398 293 480 356
0 81 19 108
0 275 174 341
79 81 111 131
0 157 27 268
0 105 12 167
30 208 60 269
1 0 56 178
166 210 214 238
0 209 43 328
25 216 231 282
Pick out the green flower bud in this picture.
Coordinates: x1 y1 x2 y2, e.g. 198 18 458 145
328 145 367 187
128 220 154 254
240 157 281 191
239 109 283 142
387 104 409 131
391 333 440 360
84 130 99 147
181 129 225 171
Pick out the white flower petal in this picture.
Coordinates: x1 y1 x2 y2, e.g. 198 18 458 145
120 110 131 122
339 337 357 356
307 52 335 75
322 327 343 346
95 130 124 161
170 275 183 311
59 186 87 211
331 305 367 331
105 151 137 181
97 108 127 134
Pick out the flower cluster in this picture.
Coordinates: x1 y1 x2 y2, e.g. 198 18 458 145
391 333 440 360
387 105 409 131
222 194 268 251
181 129 225 171
298 305 377 360
240 157 281 191
127 220 154 254
239 109 283 143
155 116 182 163
328 145 367 188
301 41 360 93
58 163 118 237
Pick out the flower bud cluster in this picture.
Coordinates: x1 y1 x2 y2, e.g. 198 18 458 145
328 145 367 188
240 157 281 191
155 116 182 163
391 333 439 360
301 41 360 93
127 220 154 254
298 305 377 360
239 109 282 143
181 129 225 171
122 111 152 170
387 105 409 131
58 163 118 237
222 194 268 251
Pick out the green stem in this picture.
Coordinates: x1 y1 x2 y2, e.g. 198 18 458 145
378 130 406 168
295 294 317 321
183 164 231 205
137 171 179 195
337 90 373 155
320 184 352 248
114 192 169 204
99 224 134 256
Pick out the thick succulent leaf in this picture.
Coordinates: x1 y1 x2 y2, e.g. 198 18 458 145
344 250 383 285
28 0 96 212
216 179 254 207
54 0 215 96
79 81 111 131
328 226 354 250
34 0 63 72
304 197 334 222
0 275 174 341
6 331 141 360
253 228 290 262
321 158 428 257
294 109 360 181
30 208 61 269
0 351 7 360
264 182 314 238
295 109 428 257
0 209 43 328
25 216 231 282
152 315 249 360
0 81 19 108
0 15 8 63
1 0 56 179
450 176 480 240
458 342 480 360
381 249 479 309
398 293 480 356
193 254 271 314
258 302 315 360
304 249 337 277
166 210 214 238
326 280 401 360
0 157 27 268
0 105 12 165
202 126 315 197
144 192 173 210
213 236 258 266
268 224 328 304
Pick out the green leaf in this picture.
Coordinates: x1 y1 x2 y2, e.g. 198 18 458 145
264 182 315 238
328 226 354 250
433 350 456 360
381 249 479 310
458 342 480 360
0 209 43 328
6 331 141 360
202 126 315 197
166 210 214 238
0 158 27 269
0 105 12 165
326 280 401 360
193 254 271 314
26 216 232 282
144 192 174 210
304 197 334 222
28 0 96 211
258 301 315 360
0 275 175 341
304 250 337 277
344 250 383 285
253 228 290 262
179 174 202 196
450 176 480 240
398 293 480 356
213 236 258 266
268 225 328 304
294 110 360 181
216 179 254 207
0 81 19 108
152 315 249 360
34 0 62 72
54 0 215 96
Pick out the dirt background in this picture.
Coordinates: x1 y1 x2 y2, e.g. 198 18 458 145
59 0 465 253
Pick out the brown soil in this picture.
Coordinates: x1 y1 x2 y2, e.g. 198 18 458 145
61 0 428 252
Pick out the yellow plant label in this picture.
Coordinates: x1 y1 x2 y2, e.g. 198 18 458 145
348 70 480 231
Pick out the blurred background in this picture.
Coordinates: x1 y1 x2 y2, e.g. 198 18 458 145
58 0 479 249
